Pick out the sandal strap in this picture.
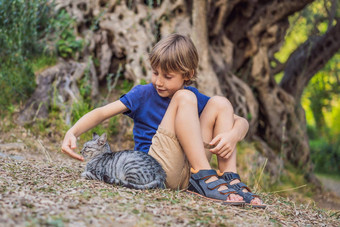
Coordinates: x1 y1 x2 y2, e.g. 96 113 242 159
222 172 241 182
206 179 228 190
191 169 217 180
219 188 237 195
229 182 259 204
237 190 259 203
230 182 251 192
219 172 263 205
188 169 240 201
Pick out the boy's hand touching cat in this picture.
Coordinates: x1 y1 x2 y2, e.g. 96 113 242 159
209 131 238 159
61 132 84 161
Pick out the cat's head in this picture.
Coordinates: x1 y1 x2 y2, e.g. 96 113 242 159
81 132 110 161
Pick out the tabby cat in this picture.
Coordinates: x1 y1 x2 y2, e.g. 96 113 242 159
80 133 166 189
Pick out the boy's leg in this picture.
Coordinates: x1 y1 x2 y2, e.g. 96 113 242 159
158 90 211 170
199 96 237 172
200 96 262 205
158 90 242 201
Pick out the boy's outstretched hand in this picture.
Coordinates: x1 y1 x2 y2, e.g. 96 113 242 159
61 132 84 161
209 131 238 159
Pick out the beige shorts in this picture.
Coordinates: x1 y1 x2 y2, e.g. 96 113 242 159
148 127 211 190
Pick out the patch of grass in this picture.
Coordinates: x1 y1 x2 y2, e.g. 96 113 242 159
100 190 120 198
69 180 86 188
36 186 57 193
32 55 57 74
0 115 17 132
316 173 340 181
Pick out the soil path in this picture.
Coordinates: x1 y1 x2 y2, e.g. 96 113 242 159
314 175 340 211
318 175 340 198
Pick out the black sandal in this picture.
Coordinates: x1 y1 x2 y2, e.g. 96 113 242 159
219 172 266 208
186 169 245 206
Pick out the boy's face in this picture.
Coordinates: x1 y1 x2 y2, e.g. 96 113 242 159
151 67 190 98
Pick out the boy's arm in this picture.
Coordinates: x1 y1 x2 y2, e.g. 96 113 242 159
209 114 249 159
61 100 129 161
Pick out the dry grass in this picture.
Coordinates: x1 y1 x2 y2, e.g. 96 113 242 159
0 124 339 227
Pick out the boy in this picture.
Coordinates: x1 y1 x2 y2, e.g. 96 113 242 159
61 34 264 207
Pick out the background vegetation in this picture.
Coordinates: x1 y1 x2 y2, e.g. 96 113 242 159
274 0 340 175
1 2 340 226
0 0 339 194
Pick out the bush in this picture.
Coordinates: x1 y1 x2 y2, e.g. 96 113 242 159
0 60 36 109
0 0 55 110
54 10 83 59
310 134 340 174
0 0 54 59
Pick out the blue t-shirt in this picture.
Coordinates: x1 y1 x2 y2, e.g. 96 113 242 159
119 83 210 153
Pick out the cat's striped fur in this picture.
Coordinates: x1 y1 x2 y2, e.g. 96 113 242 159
81 133 166 190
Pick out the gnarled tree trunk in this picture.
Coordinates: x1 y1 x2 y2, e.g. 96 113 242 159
18 0 340 182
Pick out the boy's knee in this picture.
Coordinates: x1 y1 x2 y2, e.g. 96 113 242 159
172 89 197 106
209 96 234 113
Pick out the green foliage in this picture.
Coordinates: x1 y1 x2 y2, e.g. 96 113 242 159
70 99 106 142
0 0 55 110
108 116 120 136
304 55 340 174
117 79 134 95
0 0 54 59
275 0 334 64
310 137 340 173
303 54 340 132
309 126 340 174
140 79 148 85
0 60 36 110
54 10 83 59
106 64 123 100
78 67 93 103
275 0 340 174
71 101 92 126
0 1 83 110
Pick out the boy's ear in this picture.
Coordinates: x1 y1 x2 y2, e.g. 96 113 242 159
184 70 194 81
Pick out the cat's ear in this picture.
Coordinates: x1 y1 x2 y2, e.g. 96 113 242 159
93 132 100 140
98 133 107 146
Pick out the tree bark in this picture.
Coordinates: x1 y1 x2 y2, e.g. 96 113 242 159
280 19 340 101
18 0 339 183
192 0 222 96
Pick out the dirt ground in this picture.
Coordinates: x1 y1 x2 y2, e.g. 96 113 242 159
314 176 340 211
317 176 340 198
0 125 339 226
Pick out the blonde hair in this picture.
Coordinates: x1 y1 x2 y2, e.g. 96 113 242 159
149 34 199 85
